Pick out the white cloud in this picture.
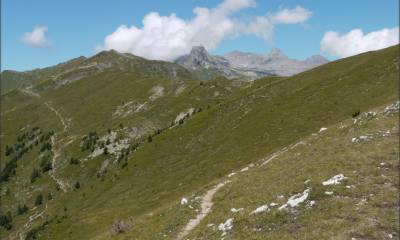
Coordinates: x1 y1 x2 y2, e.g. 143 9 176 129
246 16 274 40
21 26 51 48
271 6 312 24
98 0 311 61
320 27 399 58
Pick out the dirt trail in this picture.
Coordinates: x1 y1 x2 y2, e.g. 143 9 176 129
49 136 70 192
44 102 70 192
176 181 227 240
44 102 68 131
176 138 310 239
15 204 48 240
19 87 41 98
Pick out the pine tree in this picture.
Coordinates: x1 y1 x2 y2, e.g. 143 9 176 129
17 204 28 215
30 168 40 183
35 194 43 206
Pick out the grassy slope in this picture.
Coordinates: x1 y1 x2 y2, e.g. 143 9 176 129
0 53 244 239
0 45 398 239
186 101 399 239
47 45 398 239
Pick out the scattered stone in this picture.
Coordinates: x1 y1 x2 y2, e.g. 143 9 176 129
174 108 195 125
230 208 244 213
181 198 188 205
325 191 334 195
322 174 346 186
319 127 327 133
251 204 270 215
307 200 316 207
218 218 234 237
351 136 368 143
227 172 236 178
149 85 165 101
383 101 400 115
279 189 310 210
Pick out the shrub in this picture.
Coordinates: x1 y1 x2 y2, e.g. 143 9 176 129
40 156 52 173
0 157 18 183
352 110 361 118
40 142 52 153
69 157 79 165
130 143 139 151
80 132 99 151
16 204 28 215
35 194 43 206
0 211 12 230
103 147 108 155
147 135 153 143
5 145 14 156
30 168 41 183
74 181 80 189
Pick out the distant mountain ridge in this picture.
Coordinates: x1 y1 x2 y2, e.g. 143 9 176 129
175 46 329 79
1 47 329 95
175 46 274 80
1 50 191 94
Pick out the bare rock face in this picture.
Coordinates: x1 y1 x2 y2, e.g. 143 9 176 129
175 46 329 79
175 46 230 70
223 48 329 76
175 46 274 80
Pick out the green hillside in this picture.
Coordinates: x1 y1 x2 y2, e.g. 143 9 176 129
0 45 398 240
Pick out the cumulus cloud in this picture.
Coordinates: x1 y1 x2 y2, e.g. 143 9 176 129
98 0 311 61
320 27 399 58
21 26 51 48
271 6 312 24
246 16 275 40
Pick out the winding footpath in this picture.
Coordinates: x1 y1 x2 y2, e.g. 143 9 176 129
44 102 70 192
14 90 72 239
176 138 311 239
16 204 48 240
177 182 228 240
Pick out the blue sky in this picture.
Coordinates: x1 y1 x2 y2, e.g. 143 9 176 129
2 0 399 71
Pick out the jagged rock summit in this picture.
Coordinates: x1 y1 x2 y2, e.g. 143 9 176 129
222 48 329 76
175 46 230 70
175 46 329 79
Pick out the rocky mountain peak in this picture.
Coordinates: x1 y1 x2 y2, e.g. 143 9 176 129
175 46 220 70
190 46 208 55
267 48 288 60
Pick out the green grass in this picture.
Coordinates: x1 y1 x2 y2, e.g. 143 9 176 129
186 102 399 239
0 45 398 239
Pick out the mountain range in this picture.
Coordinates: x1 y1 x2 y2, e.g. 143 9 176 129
1 47 328 95
175 46 329 79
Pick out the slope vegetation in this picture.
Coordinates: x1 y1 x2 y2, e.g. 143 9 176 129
0 45 398 240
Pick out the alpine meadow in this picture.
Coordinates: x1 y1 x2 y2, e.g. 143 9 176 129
1 0 399 239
